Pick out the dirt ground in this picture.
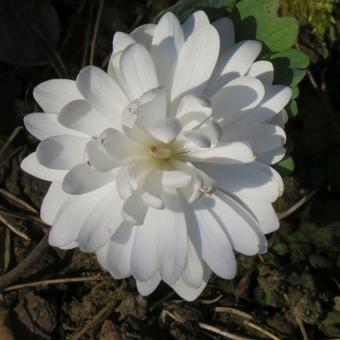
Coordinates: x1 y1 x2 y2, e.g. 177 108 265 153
0 0 340 339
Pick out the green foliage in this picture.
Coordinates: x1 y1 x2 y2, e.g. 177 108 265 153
280 0 337 57
275 156 295 175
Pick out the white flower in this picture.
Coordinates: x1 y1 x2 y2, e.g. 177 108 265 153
21 11 291 301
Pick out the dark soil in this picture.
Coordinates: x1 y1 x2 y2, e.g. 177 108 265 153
0 1 340 339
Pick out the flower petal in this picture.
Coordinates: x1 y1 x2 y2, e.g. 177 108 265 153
107 223 135 279
151 12 184 89
122 193 148 225
186 141 255 164
24 113 85 141
120 44 159 101
171 24 220 105
58 100 110 137
85 140 118 172
40 182 69 225
212 77 265 123
247 61 274 85
257 145 286 164
182 10 210 39
206 40 262 96
136 273 161 296
130 24 156 50
36 135 89 170
76 66 129 126
96 242 110 270
33 79 82 113
146 117 182 143
112 32 136 54
212 17 235 53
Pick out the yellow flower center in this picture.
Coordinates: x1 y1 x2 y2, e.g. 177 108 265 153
149 144 173 160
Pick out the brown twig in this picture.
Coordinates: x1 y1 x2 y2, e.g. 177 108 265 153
215 307 252 320
0 208 49 228
278 190 318 220
0 188 38 214
198 323 252 340
3 274 105 292
0 233 49 291
243 320 280 340
0 214 30 241
89 0 105 65
0 127 23 163
0 146 24 169
3 229 11 273
70 301 117 340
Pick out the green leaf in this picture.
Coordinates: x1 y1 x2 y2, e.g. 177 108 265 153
271 49 310 86
275 156 295 176
154 0 236 23
287 100 298 117
231 0 299 53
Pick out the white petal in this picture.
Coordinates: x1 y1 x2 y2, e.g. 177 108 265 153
36 135 89 170
212 77 265 123
136 273 161 296
186 141 255 164
24 113 84 141
190 201 236 279
120 44 159 101
122 193 148 225
206 192 267 255
247 61 274 85
182 10 210 39
40 182 69 225
206 40 262 96
212 17 235 53
146 117 182 143
151 12 184 89
236 86 292 125
85 140 118 172
96 242 110 270
58 100 110 137
116 166 133 200
222 124 286 154
48 185 110 248
271 109 289 127
197 161 283 203
161 170 192 188
257 145 286 165
176 94 211 116
33 79 82 113
153 189 188 284
171 24 220 105
112 32 136 54
78 187 124 252
107 223 135 279
141 172 164 209
197 119 224 147
99 128 140 160
76 66 129 126
239 199 279 234
131 212 158 281
185 131 212 148
130 24 156 50
63 163 113 195
21 152 67 182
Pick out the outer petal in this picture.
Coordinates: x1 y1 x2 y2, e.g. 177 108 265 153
130 24 156 50
112 32 136 54
206 40 262 96
212 17 235 53
58 100 110 137
120 44 159 101
48 185 110 248
257 145 286 164
171 24 220 105
151 12 184 89
197 161 283 203
24 113 85 141
212 77 265 123
40 182 69 225
182 10 210 39
76 66 129 126
62 164 113 195
96 242 110 270
136 273 161 296
33 79 82 113
21 152 67 182
247 61 274 85
36 135 89 170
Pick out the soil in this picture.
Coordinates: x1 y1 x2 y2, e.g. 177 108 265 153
0 1 340 339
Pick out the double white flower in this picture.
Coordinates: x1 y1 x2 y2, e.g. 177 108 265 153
21 11 291 300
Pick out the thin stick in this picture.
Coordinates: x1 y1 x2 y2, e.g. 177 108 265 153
70 301 117 340
89 0 105 65
215 307 252 320
278 190 318 220
0 209 49 228
243 320 280 340
0 127 23 162
0 188 38 214
0 146 24 168
0 233 49 290
3 274 104 292
0 214 30 241
199 323 252 340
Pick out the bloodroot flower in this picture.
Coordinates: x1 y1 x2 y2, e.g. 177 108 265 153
21 11 291 300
